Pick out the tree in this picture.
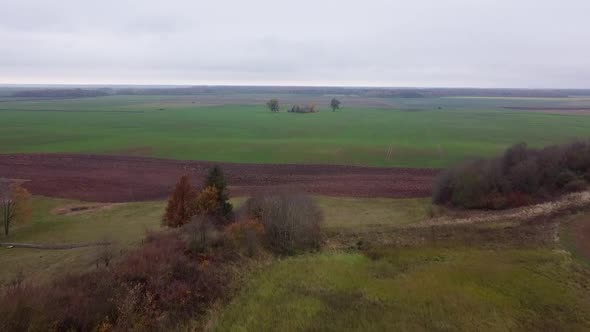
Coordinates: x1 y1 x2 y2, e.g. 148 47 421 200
0 183 32 236
330 98 341 112
163 175 197 227
194 186 221 216
266 99 280 112
203 166 233 221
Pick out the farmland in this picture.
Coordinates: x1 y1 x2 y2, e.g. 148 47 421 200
2 90 590 330
1 95 590 168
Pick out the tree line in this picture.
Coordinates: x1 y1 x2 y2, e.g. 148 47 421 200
433 141 590 209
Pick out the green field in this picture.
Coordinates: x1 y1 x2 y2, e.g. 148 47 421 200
1 96 590 167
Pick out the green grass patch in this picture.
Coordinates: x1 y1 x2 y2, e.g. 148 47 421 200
214 248 590 331
317 197 429 232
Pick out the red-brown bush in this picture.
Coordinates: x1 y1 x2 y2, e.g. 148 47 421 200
225 219 265 257
0 231 236 331
433 141 590 209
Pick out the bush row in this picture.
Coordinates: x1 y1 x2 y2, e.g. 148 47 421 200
433 141 590 209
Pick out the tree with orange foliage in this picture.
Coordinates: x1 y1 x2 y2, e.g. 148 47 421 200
0 182 32 236
163 175 196 228
194 185 221 217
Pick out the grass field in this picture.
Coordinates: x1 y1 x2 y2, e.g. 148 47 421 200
0 195 427 283
1 96 590 167
3 196 590 331
214 248 590 331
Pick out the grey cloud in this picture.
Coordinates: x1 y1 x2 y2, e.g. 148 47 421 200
1 0 589 88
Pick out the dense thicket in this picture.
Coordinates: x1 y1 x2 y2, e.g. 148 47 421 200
240 192 323 254
0 231 235 331
433 141 590 209
162 167 233 228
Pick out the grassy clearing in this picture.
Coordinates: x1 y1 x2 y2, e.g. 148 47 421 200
0 197 164 283
1 96 590 167
317 197 429 232
214 248 590 331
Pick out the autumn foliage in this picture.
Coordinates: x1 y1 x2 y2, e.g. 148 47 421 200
194 186 221 216
225 219 265 256
163 167 233 228
163 175 196 227
433 141 590 209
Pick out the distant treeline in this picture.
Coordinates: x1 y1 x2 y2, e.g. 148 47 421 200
9 86 590 99
12 88 110 98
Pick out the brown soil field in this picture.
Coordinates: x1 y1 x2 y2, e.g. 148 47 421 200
0 154 438 202
503 106 590 115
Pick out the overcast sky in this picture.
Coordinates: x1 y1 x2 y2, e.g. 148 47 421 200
1 0 589 88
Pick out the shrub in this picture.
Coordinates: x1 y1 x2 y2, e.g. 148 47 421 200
556 169 578 188
241 192 323 254
225 219 265 257
563 179 587 193
432 140 590 209
95 241 115 268
508 158 540 194
504 191 533 208
182 217 222 254
432 168 454 205
0 230 237 331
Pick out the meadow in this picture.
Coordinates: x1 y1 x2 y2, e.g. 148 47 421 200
4 195 590 331
214 248 590 331
0 195 428 283
1 95 590 167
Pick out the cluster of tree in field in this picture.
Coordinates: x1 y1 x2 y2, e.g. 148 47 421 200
0 166 323 330
433 141 590 209
266 98 341 113
0 181 31 236
163 166 322 254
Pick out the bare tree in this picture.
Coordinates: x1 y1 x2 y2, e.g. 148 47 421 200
0 181 32 236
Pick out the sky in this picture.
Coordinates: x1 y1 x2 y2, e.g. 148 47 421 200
1 0 589 88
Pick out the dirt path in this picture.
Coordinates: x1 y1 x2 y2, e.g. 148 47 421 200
326 191 590 250
0 241 111 250
0 153 438 202
415 191 590 228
